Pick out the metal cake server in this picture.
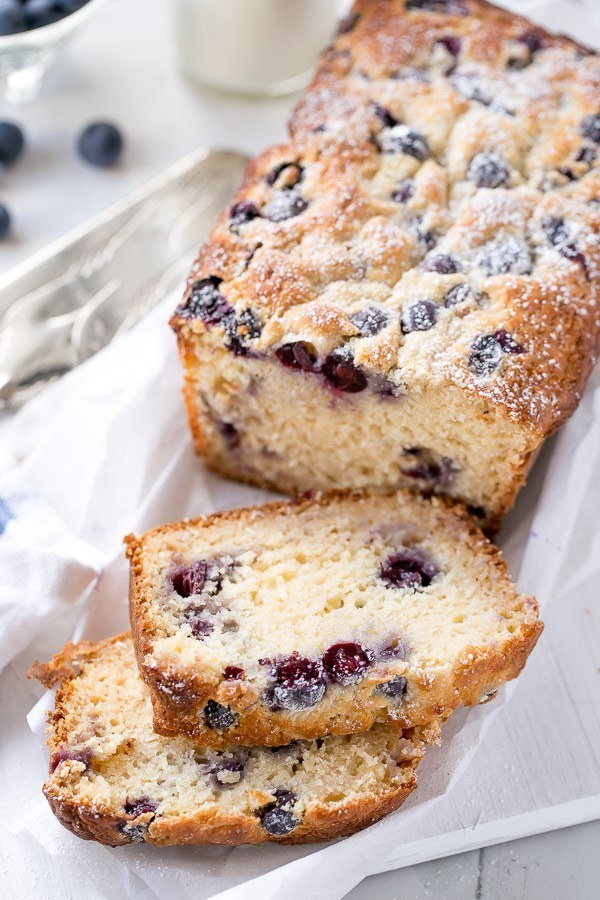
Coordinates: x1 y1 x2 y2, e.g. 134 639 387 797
0 148 249 409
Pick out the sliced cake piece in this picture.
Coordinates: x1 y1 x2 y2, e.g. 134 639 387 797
126 490 542 748
29 634 431 846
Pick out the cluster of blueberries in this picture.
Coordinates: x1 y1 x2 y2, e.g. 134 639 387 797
0 119 123 239
0 0 89 35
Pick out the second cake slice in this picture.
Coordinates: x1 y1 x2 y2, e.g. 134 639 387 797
31 634 429 845
126 490 542 748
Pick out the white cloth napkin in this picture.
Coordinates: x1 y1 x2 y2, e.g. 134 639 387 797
1 282 599 900
0 457 102 674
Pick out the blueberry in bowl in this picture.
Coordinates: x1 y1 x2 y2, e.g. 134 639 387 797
0 0 92 35
0 1 25 36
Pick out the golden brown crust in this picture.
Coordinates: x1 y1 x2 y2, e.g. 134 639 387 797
28 640 105 689
44 790 129 845
43 771 418 846
31 635 424 847
126 489 542 748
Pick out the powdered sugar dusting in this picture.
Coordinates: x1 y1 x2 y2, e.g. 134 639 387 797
177 0 600 433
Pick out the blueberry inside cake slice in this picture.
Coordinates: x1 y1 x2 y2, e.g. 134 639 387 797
29 634 431 846
126 490 542 748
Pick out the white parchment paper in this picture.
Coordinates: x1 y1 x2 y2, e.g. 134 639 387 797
0 282 599 899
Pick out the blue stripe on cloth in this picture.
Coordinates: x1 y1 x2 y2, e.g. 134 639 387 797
0 497 14 535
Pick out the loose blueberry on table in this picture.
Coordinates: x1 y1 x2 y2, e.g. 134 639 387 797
0 202 11 240
0 0 23 33
0 121 24 164
77 121 124 168
25 0 64 28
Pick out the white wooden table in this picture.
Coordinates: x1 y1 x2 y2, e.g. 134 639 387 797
2 813 599 900
1 1 599 898
350 819 600 900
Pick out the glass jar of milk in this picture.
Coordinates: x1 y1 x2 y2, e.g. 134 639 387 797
174 0 342 97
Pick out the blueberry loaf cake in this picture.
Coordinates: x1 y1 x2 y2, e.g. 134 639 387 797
171 0 600 531
29 634 432 846
126 490 542 748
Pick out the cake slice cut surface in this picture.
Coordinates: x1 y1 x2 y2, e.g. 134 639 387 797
126 490 542 748
29 634 430 846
